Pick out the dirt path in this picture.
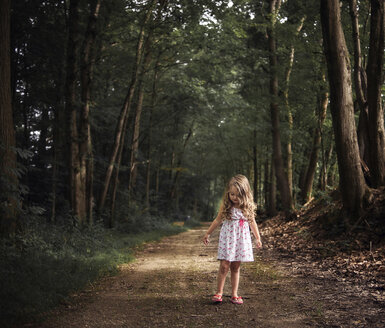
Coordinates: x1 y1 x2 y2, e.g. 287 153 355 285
33 224 383 328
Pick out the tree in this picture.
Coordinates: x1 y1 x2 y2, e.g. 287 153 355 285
266 0 293 213
366 0 385 187
349 0 371 172
78 0 103 224
283 16 305 202
98 0 157 215
0 0 19 235
320 0 368 216
350 0 385 187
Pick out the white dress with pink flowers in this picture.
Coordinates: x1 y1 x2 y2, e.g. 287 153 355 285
217 207 254 262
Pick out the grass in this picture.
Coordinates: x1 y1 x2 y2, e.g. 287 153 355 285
0 220 187 326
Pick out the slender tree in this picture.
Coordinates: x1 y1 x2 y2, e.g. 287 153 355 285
128 35 154 197
266 0 293 213
350 0 373 185
98 0 157 213
284 16 305 201
366 0 385 187
64 0 82 222
65 0 101 225
0 0 19 235
320 0 368 216
79 0 102 224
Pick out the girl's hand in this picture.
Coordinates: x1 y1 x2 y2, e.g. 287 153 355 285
203 234 210 246
255 239 262 249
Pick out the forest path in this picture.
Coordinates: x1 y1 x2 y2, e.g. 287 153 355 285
35 224 373 328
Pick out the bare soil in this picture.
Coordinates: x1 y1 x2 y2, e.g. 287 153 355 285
27 223 384 328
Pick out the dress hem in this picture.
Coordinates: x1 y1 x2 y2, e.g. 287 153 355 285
217 257 254 262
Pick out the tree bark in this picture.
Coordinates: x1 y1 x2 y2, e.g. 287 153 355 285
0 0 19 235
128 80 145 195
64 0 82 223
128 43 153 196
109 125 126 228
267 0 293 213
349 0 367 110
79 0 102 224
65 0 101 225
320 0 368 216
350 0 371 177
366 0 385 187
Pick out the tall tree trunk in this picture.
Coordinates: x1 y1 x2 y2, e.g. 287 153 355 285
109 127 125 228
128 81 145 196
128 45 152 197
98 0 157 213
350 0 371 175
64 0 82 223
79 0 102 224
320 0 368 216
0 0 19 235
301 77 328 203
51 2 68 221
366 0 385 187
349 0 367 110
284 16 305 201
267 0 293 212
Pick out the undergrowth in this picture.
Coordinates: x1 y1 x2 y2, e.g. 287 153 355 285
0 213 193 326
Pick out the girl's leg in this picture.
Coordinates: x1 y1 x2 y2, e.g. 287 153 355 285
230 261 241 297
216 260 230 295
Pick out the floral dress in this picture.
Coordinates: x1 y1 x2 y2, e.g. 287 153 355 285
217 207 254 262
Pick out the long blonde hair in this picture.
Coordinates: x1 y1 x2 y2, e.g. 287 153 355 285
220 174 256 222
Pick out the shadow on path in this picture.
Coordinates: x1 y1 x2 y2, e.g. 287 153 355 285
35 224 351 327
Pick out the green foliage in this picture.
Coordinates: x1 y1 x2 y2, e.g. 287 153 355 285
0 217 185 325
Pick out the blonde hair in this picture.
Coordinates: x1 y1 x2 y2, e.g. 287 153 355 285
220 174 256 222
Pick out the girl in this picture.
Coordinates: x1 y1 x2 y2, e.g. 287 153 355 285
203 174 262 305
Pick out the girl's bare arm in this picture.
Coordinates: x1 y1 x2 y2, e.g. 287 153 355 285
249 218 262 248
202 206 224 245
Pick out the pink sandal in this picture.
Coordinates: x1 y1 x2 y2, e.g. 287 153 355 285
212 294 223 303
231 296 243 305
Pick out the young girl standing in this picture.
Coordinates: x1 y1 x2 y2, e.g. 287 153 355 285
203 174 262 305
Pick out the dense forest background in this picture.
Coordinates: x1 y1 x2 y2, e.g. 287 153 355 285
0 0 384 323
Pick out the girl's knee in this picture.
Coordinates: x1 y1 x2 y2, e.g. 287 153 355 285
219 261 230 274
230 261 241 272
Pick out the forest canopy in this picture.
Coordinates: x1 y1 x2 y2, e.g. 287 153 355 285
0 0 384 233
